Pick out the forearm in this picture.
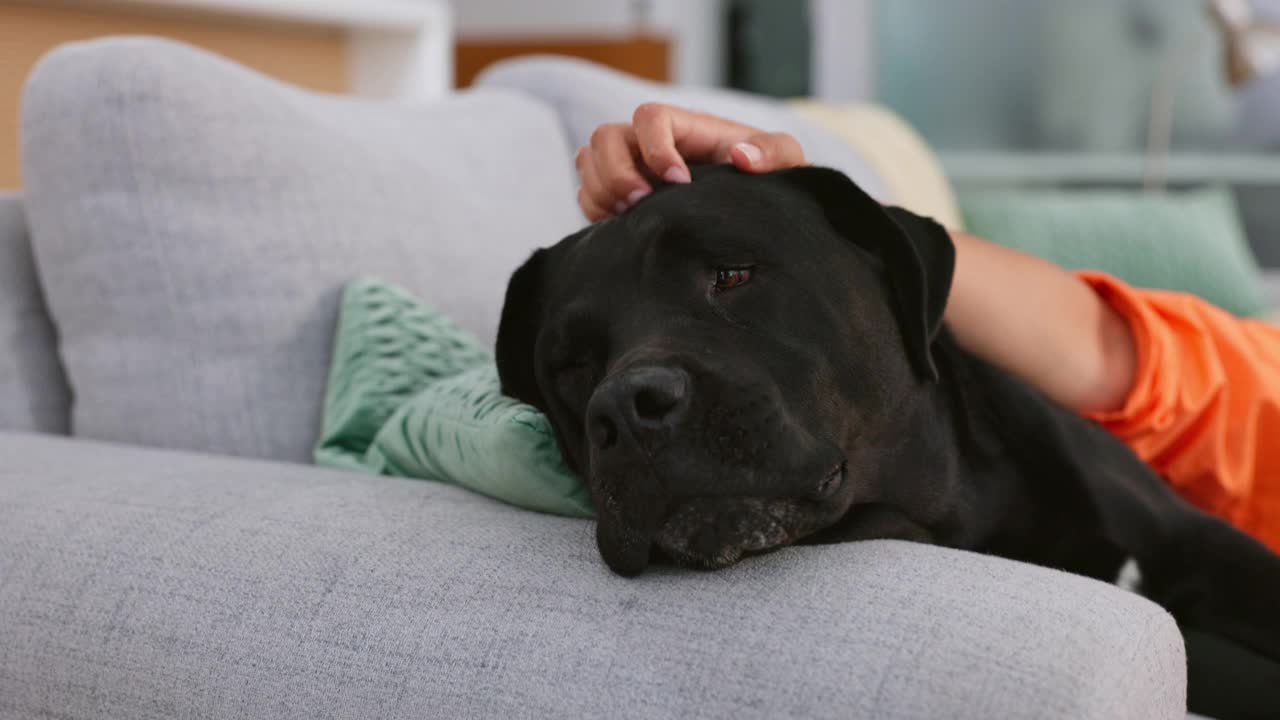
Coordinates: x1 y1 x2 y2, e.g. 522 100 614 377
944 231 1137 414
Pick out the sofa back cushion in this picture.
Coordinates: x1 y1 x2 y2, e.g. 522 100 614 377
20 38 582 461
474 56 890 201
0 193 70 434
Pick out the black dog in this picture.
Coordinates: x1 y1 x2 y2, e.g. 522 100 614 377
496 165 1280 718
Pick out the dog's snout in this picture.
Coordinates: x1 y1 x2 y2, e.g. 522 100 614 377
589 366 690 451
631 370 687 425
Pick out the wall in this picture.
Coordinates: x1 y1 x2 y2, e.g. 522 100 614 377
810 0 875 102
874 0 1235 152
442 0 726 86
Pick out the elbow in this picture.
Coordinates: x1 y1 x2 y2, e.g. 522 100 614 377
1072 303 1138 415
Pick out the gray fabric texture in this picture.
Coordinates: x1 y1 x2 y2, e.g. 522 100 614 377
474 56 889 202
0 193 70 434
0 431 1186 720
19 38 582 462
1260 269 1280 309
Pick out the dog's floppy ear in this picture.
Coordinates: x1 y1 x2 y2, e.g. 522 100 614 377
775 166 955 381
496 247 550 409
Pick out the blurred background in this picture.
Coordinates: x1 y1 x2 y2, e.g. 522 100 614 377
3 0 1280 262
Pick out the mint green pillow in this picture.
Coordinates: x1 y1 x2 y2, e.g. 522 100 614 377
959 187 1266 317
314 278 493 471
315 278 593 518
366 366 593 517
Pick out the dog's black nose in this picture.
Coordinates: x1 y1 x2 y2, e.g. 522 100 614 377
588 366 690 451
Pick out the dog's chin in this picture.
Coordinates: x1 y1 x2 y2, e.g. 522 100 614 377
651 496 831 571
652 535 778 571
588 453 850 575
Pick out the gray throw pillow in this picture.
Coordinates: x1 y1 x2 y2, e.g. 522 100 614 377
20 37 582 461
0 193 70 434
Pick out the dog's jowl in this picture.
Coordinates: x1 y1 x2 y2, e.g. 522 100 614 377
496 165 1280 719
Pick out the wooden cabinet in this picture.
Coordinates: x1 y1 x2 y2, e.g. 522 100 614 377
455 33 670 87
0 0 451 188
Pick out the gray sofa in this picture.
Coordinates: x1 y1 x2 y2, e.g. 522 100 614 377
0 38 1187 719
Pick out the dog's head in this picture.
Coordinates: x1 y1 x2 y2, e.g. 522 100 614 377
496 166 955 575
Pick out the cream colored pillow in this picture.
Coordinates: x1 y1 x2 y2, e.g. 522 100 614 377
789 101 963 230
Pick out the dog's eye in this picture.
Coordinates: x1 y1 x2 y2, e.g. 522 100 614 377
714 267 753 292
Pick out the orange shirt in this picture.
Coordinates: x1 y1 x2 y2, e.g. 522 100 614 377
1077 272 1280 554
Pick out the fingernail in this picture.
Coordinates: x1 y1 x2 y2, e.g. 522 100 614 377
663 166 692 184
734 142 763 167
626 188 650 206
614 201 628 215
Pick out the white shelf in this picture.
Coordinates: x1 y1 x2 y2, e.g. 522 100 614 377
52 0 441 29
44 0 454 100
940 151 1280 186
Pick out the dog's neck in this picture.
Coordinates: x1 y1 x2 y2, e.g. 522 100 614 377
915 330 1124 562
848 330 1050 550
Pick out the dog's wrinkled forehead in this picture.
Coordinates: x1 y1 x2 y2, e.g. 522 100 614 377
554 169 834 282
626 167 828 239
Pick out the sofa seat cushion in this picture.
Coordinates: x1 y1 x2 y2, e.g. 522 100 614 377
20 38 582 462
0 431 1186 719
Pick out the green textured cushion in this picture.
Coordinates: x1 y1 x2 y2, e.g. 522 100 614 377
315 278 593 518
366 366 593 517
315 278 493 470
959 187 1266 317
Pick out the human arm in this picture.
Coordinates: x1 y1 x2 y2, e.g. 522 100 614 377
945 230 1136 413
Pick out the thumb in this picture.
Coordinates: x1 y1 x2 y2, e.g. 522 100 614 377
726 132 807 173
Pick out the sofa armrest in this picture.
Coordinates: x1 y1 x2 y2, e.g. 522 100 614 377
0 432 1184 719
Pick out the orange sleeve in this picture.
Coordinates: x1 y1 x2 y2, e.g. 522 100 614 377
1076 271 1280 553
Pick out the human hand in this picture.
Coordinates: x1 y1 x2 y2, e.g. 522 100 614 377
575 102 807 221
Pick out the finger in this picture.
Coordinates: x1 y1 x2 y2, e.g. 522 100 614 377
590 123 653 209
727 131 808 173
577 185 610 222
576 147 612 219
632 103 757 184
577 147 625 216
631 103 689 183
